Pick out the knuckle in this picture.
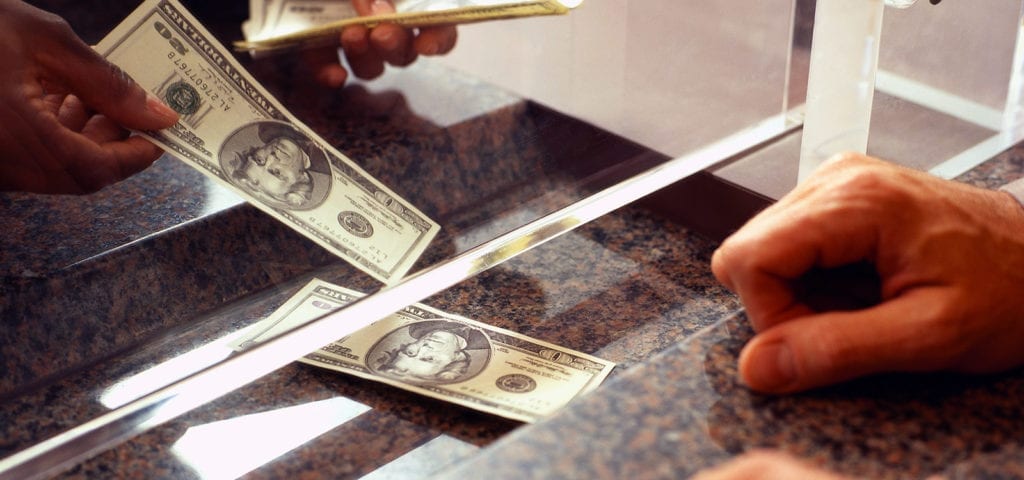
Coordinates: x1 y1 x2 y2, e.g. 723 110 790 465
37 13 84 55
821 162 913 212
713 237 752 273
35 10 74 36
816 151 866 175
709 247 736 284
836 166 890 195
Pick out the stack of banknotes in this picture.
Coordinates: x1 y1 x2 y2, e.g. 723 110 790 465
242 0 359 43
98 0 610 422
237 0 584 52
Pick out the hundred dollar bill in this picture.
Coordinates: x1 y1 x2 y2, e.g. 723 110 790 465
234 278 615 423
97 0 439 284
244 0 358 43
235 0 585 53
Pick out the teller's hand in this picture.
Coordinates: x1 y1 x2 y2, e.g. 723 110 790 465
302 0 458 87
712 153 1024 393
0 0 179 194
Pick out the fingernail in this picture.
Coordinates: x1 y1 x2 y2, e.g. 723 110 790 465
145 92 179 124
371 0 394 14
420 42 438 55
742 340 797 392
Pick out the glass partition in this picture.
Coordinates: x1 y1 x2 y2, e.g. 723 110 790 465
0 1 798 477
716 0 1024 199
433 0 798 158
874 0 1024 178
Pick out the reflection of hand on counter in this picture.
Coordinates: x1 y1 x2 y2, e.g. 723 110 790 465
692 450 849 480
0 0 179 194
299 0 457 87
712 152 1024 394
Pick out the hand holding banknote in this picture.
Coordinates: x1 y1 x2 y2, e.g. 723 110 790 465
299 0 458 87
98 0 439 284
0 0 179 194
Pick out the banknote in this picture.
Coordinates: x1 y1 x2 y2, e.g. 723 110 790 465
235 0 585 53
243 0 358 43
234 278 615 423
97 0 439 284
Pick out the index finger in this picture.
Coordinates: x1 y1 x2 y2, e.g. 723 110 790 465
712 180 881 330
711 219 818 332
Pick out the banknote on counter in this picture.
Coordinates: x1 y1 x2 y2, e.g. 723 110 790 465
97 0 439 284
236 0 585 53
234 278 615 422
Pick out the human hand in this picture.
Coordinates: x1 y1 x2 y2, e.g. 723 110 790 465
691 451 848 480
0 0 179 194
302 0 458 87
711 153 1024 393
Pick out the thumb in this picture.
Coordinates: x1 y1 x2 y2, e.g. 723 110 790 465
43 35 178 131
738 290 954 393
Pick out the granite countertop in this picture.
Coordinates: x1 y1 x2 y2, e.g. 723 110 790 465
4 1 1024 479
434 146 1024 480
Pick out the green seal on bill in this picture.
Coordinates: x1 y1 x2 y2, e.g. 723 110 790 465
164 81 201 116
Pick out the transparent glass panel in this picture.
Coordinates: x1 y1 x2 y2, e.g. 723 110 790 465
716 0 1024 198
872 0 1024 178
433 0 797 158
0 0 795 477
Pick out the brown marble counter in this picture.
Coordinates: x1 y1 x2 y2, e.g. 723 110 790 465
4 1 1024 479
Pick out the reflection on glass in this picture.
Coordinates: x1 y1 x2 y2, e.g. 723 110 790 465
358 435 478 480
172 397 370 479
199 178 244 218
99 327 256 409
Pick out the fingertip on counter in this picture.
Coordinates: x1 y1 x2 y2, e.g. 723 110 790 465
738 336 798 394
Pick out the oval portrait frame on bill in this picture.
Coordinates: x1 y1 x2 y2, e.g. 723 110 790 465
219 120 333 211
367 320 493 385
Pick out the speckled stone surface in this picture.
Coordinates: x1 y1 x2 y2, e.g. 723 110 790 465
434 148 1024 480
0 192 735 478
3 2 718 477
5 2 1024 479
2 0 661 396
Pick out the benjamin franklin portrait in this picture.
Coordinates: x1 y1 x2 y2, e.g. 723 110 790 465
367 320 492 385
219 120 331 210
